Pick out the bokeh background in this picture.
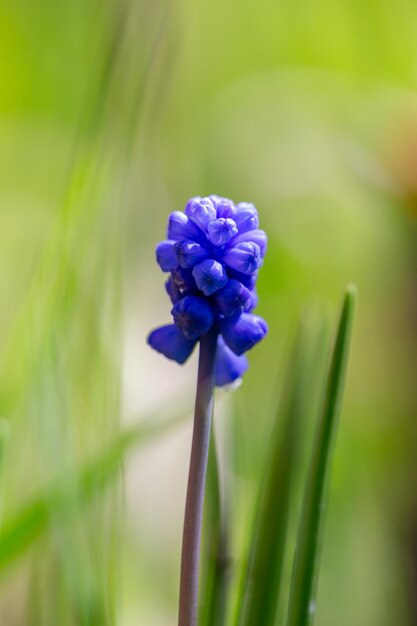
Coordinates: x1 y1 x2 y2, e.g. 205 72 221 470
1 0 417 624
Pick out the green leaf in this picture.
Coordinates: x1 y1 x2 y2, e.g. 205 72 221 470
286 284 357 626
235 314 323 626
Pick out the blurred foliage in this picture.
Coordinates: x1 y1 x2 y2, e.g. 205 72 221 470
1 0 417 624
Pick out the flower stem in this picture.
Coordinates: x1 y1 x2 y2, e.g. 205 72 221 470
178 328 218 626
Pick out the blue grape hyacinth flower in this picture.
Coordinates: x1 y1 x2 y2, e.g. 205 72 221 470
147 195 268 386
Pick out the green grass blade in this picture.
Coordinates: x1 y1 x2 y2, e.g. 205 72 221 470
235 319 317 626
286 284 357 626
199 427 230 626
0 419 9 528
0 409 186 571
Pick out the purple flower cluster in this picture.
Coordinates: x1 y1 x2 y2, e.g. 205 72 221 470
147 195 268 387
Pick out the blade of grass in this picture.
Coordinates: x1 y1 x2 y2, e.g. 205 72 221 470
235 316 320 626
26 557 45 626
199 426 230 626
0 408 187 571
0 419 9 528
286 284 357 626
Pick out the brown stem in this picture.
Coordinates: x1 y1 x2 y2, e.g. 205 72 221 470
178 328 218 626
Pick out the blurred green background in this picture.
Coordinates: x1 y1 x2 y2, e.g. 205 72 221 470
1 0 417 624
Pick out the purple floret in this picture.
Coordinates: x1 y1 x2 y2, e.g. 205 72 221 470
223 242 262 275
207 218 238 246
172 296 214 341
215 337 249 387
214 279 252 318
192 259 228 296
220 313 268 356
148 324 196 364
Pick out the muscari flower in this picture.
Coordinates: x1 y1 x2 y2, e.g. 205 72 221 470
147 195 268 386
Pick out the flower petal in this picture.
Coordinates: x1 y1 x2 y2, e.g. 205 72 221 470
192 259 228 296
177 241 209 268
207 218 238 246
214 279 252 318
155 241 179 272
171 296 214 340
220 313 268 355
211 197 237 219
215 336 249 387
234 203 259 233
230 229 267 257
167 211 204 243
222 242 261 275
147 324 196 364
185 197 217 231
